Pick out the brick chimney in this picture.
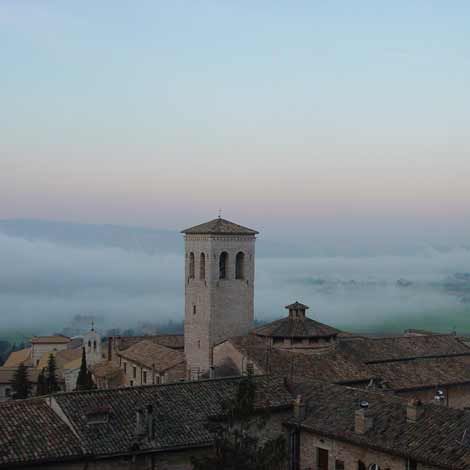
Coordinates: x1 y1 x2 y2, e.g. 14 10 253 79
355 401 373 434
406 398 424 423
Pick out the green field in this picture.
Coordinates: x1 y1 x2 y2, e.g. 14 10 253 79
339 307 470 336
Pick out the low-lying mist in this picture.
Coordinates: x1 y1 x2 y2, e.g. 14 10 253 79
1 229 469 336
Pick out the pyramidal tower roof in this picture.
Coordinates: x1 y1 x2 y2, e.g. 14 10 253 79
181 218 258 235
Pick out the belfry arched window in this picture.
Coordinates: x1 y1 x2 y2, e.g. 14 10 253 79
189 252 195 279
200 253 206 280
235 252 245 279
219 252 228 279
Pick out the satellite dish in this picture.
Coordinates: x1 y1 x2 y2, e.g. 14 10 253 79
368 464 380 470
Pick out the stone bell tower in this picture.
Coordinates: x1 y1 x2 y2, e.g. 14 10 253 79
181 217 258 378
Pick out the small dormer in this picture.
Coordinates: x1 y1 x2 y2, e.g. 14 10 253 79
286 301 309 320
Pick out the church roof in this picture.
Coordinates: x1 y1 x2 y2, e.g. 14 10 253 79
181 218 258 235
253 316 341 339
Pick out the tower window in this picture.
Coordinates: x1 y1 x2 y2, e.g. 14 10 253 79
219 252 228 279
93 340 97 351
189 252 195 279
199 253 206 280
193 305 196 315
235 252 245 279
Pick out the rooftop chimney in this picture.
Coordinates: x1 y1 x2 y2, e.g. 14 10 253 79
406 398 424 423
134 405 155 441
355 401 373 434
285 301 309 320
293 395 306 421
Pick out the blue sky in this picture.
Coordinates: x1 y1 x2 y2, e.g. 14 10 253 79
1 1 470 245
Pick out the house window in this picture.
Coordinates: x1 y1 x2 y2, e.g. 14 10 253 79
123 362 127 373
130 380 134 387
133 366 137 379
235 252 245 279
293 338 303 344
193 305 196 315
335 460 345 470
219 252 228 279
199 253 206 280
143 371 147 384
188 252 195 279
5 388 11 398
317 448 329 470
246 362 254 376
273 338 283 345
357 461 366 470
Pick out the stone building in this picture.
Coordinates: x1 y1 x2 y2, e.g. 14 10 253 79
181 217 258 378
116 340 186 386
287 379 470 470
30 335 71 367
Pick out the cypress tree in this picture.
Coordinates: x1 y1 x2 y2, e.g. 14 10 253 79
46 353 59 393
76 347 94 390
36 368 46 396
10 363 31 399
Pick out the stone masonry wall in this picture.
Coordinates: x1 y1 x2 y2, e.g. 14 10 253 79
184 234 255 377
299 430 442 470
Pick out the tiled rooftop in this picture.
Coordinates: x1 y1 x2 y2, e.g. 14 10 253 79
290 379 470 470
336 334 470 363
53 375 293 457
225 335 372 384
3 348 32 367
0 399 82 468
253 316 341 339
181 218 258 235
117 340 185 372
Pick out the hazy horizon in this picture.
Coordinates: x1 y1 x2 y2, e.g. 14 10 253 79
0 218 469 336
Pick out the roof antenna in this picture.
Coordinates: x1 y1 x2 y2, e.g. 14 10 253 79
218 208 222 219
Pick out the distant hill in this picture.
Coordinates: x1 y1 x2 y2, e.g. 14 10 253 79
0 219 307 258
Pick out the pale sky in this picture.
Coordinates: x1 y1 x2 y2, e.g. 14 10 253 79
1 1 470 245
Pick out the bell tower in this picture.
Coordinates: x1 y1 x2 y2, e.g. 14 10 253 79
181 217 258 379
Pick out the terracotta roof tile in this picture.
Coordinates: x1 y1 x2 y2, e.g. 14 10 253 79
0 399 82 467
253 316 341 339
53 375 292 457
226 336 372 384
118 340 185 372
3 348 32 367
337 335 470 363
